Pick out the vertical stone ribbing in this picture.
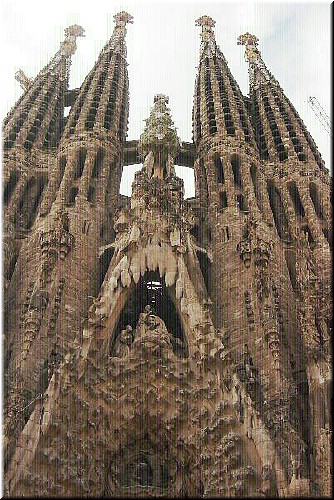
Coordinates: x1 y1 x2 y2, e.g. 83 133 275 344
3 13 133 469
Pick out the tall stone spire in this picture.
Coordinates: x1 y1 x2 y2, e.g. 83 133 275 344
138 94 180 179
238 32 325 168
193 16 256 147
62 11 133 141
3 25 84 150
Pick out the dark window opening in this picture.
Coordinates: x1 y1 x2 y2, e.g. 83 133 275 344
67 186 78 206
97 247 114 293
213 153 225 183
250 163 262 212
191 225 200 242
288 182 305 218
220 191 228 210
6 253 18 283
301 225 315 245
231 156 242 188
315 321 325 347
196 250 211 294
92 148 105 179
87 185 96 203
267 180 291 241
309 183 324 220
74 149 87 179
236 194 247 212
111 271 187 357
15 177 46 230
323 228 331 249
118 79 129 143
208 228 212 243
4 171 19 205
285 249 297 291
118 447 170 490
199 159 209 202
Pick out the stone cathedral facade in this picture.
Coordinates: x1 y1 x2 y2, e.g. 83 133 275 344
2 12 332 498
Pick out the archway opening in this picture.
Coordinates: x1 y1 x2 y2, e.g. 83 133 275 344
111 271 187 356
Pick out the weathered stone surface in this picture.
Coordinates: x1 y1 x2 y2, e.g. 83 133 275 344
2 11 331 499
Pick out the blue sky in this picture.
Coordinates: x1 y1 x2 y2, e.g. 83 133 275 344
1 1 331 196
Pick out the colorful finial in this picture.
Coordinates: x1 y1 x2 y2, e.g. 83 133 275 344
237 32 261 63
237 32 259 47
195 15 216 49
195 15 216 29
154 94 169 105
113 11 134 26
64 25 85 40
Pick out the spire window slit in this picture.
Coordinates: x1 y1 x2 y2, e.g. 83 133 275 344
309 182 325 220
91 148 105 179
67 71 95 135
85 65 109 130
24 76 59 150
3 171 20 205
262 95 288 161
204 58 217 135
74 148 87 179
267 180 291 241
231 155 242 188
195 74 202 142
4 82 44 149
104 61 121 131
118 79 129 142
213 153 225 183
15 176 46 230
250 163 262 212
272 90 306 161
251 97 269 159
226 70 250 141
287 100 324 168
287 181 305 218
215 66 235 135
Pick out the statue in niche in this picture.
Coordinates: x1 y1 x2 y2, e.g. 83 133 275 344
134 305 181 356
114 325 134 358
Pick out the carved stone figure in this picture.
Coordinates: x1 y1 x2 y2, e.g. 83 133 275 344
114 325 133 358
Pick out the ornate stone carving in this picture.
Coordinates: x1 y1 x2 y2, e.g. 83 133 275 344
15 69 33 90
21 288 49 361
138 94 180 168
39 209 74 281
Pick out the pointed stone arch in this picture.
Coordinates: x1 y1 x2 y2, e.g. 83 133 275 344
109 270 189 358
